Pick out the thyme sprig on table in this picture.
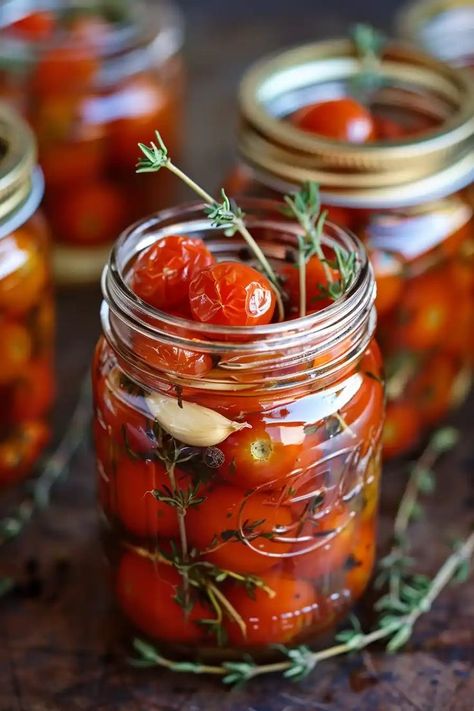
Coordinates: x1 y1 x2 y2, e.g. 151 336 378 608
136 132 285 320
283 182 358 315
131 425 473 685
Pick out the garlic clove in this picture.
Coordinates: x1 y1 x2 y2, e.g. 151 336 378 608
145 392 251 447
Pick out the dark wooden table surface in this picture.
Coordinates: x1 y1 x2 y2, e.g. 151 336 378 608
1 1 473 709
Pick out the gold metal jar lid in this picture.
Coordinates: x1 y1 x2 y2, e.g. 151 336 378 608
0 102 37 223
238 39 474 208
397 0 474 67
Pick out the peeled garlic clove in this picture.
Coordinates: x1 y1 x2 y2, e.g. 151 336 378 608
145 392 251 447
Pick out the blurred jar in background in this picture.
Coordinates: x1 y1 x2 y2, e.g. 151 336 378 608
0 0 184 284
397 0 474 70
228 39 474 458
0 103 54 486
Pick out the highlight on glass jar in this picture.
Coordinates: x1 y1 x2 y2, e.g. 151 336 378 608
231 34 474 459
0 0 184 284
93 196 384 658
397 0 474 70
0 103 54 487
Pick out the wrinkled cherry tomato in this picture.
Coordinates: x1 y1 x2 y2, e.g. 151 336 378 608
132 235 214 311
187 484 293 574
51 181 127 245
383 401 421 459
112 458 194 539
133 333 213 377
116 551 208 643
225 571 320 646
280 256 337 317
189 261 276 327
217 413 304 489
293 98 375 143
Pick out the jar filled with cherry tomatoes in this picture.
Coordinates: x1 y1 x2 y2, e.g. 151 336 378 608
228 39 474 459
0 0 184 284
0 103 54 486
398 0 474 69
93 198 384 659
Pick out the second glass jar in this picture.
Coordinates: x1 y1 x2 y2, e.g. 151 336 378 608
229 39 474 458
93 201 384 658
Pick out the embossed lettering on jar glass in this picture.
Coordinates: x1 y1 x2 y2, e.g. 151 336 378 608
0 0 184 284
229 39 474 458
92 200 384 658
0 103 54 486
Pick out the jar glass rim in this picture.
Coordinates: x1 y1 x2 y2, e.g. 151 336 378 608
0 0 184 60
103 198 375 350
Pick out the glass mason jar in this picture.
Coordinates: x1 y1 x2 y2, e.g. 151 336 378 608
0 103 54 486
228 39 474 459
0 0 184 284
92 200 384 659
398 0 474 69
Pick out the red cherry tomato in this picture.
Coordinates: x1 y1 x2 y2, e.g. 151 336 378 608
11 360 54 422
389 269 453 351
187 484 293 574
0 322 32 385
0 230 47 316
370 249 405 317
293 98 375 143
373 115 406 140
225 571 320 646
50 181 127 245
383 401 421 459
345 519 376 600
40 139 105 189
291 502 356 579
189 261 276 327
111 457 194 539
216 413 304 489
322 204 356 230
0 421 50 485
116 551 209 643
409 354 456 427
133 334 213 377
7 11 56 39
280 256 337 317
32 45 99 97
131 235 215 311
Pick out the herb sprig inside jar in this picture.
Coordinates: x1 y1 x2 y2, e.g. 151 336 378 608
93 131 382 660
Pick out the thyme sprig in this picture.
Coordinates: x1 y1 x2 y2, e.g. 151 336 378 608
136 132 285 320
130 425 471 685
351 23 386 100
283 182 358 315
131 530 474 683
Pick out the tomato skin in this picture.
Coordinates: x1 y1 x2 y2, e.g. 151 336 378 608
40 139 105 189
187 485 293 574
0 230 47 316
280 256 336 317
50 181 127 245
370 249 405 317
7 11 56 39
216 413 304 489
225 572 320 646
32 45 98 97
0 323 32 385
293 98 375 143
131 235 215 311
11 360 54 422
116 551 208 643
345 519 376 599
133 333 213 377
110 457 195 539
408 354 456 427
0 421 50 485
389 270 453 351
382 401 421 459
189 262 276 327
